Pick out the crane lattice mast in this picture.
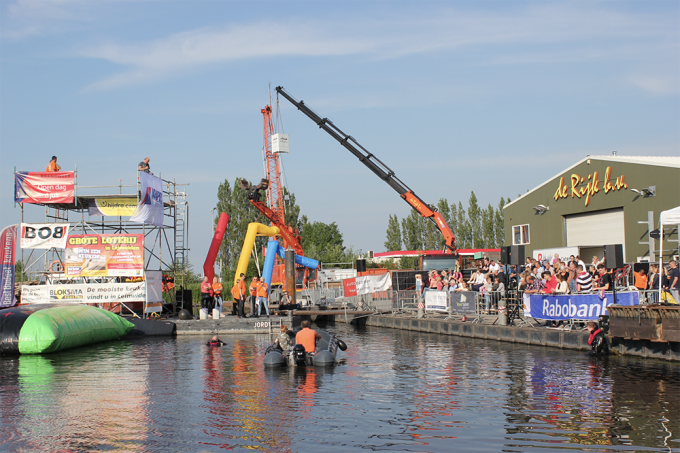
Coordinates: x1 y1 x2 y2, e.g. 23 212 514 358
262 105 285 224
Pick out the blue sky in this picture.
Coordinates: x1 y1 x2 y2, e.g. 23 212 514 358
1 0 678 268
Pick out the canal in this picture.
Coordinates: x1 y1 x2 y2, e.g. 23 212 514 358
1 323 678 452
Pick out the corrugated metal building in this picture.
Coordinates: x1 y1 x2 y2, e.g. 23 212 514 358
503 155 680 263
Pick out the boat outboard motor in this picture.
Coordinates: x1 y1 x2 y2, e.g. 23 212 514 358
292 344 307 366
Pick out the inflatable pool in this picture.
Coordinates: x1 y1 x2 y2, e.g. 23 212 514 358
0 304 135 354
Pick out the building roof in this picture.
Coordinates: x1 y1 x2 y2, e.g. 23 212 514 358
374 249 501 258
504 155 680 209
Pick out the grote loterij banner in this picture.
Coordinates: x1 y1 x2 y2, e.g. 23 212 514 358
64 234 144 277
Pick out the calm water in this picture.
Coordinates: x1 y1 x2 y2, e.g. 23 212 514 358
0 324 678 453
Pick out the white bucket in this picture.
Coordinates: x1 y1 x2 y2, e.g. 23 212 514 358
199 308 208 320
213 308 220 320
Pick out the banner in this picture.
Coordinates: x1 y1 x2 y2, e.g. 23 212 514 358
425 290 447 311
343 273 392 297
14 171 75 204
130 172 163 227
524 292 639 320
449 291 475 314
20 223 69 249
21 282 146 304
0 225 18 308
64 234 144 277
145 270 163 313
88 197 138 216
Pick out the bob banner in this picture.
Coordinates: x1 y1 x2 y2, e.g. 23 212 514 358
21 282 145 304
0 225 18 308
64 234 144 277
14 171 75 204
88 197 138 217
130 172 163 227
524 292 639 320
20 223 69 249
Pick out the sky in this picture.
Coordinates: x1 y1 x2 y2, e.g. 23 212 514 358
1 0 678 270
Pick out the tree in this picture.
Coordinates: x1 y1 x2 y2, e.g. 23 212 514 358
457 201 470 249
495 197 506 247
401 210 424 250
481 203 496 248
384 214 402 251
215 177 268 283
467 191 482 248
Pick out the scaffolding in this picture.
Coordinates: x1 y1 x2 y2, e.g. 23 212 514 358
15 168 189 315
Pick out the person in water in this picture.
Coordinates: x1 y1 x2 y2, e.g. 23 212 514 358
586 321 609 355
206 335 225 347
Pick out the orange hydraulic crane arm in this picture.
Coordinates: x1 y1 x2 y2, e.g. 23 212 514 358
240 179 305 256
275 86 457 253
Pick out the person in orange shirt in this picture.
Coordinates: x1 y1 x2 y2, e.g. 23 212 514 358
295 320 320 353
237 273 247 317
200 276 214 315
212 277 223 315
249 276 259 318
231 279 244 318
45 156 61 172
256 280 269 318
634 268 648 291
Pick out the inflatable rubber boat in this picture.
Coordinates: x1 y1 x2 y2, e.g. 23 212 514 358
263 329 347 368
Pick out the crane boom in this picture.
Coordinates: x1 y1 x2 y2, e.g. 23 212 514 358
275 86 457 253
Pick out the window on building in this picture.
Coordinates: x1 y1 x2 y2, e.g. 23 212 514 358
513 225 530 245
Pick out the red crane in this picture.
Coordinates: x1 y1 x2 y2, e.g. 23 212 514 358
262 105 285 224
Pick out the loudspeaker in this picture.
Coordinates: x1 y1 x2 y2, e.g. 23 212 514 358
356 259 367 273
176 290 193 312
501 246 511 265
604 244 624 269
633 262 649 274
510 245 525 266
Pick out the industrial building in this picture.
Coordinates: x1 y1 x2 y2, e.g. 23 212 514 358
503 155 680 264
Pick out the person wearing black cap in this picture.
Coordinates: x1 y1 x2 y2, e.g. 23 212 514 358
46 156 61 172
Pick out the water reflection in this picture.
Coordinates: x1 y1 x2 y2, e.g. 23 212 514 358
0 326 678 452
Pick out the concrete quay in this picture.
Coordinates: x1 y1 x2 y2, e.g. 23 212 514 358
335 313 592 351
174 316 285 335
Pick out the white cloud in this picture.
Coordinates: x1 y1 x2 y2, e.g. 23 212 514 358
628 75 679 95
74 4 677 92
0 0 144 39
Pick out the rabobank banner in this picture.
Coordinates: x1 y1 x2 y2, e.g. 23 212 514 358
130 172 163 227
0 225 18 308
524 292 639 320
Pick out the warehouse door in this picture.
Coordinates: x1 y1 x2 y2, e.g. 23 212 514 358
565 208 625 261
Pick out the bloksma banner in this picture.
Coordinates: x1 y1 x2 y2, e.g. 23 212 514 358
14 171 75 204
21 282 146 304
64 234 144 277
20 223 69 249
130 172 163 227
88 197 138 217
343 273 392 297
0 225 18 308
524 292 639 320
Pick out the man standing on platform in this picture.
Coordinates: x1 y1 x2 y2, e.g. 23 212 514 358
668 260 679 304
249 276 260 318
138 157 152 174
200 276 213 316
212 276 223 316
231 279 244 318
257 279 270 318
46 156 61 172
